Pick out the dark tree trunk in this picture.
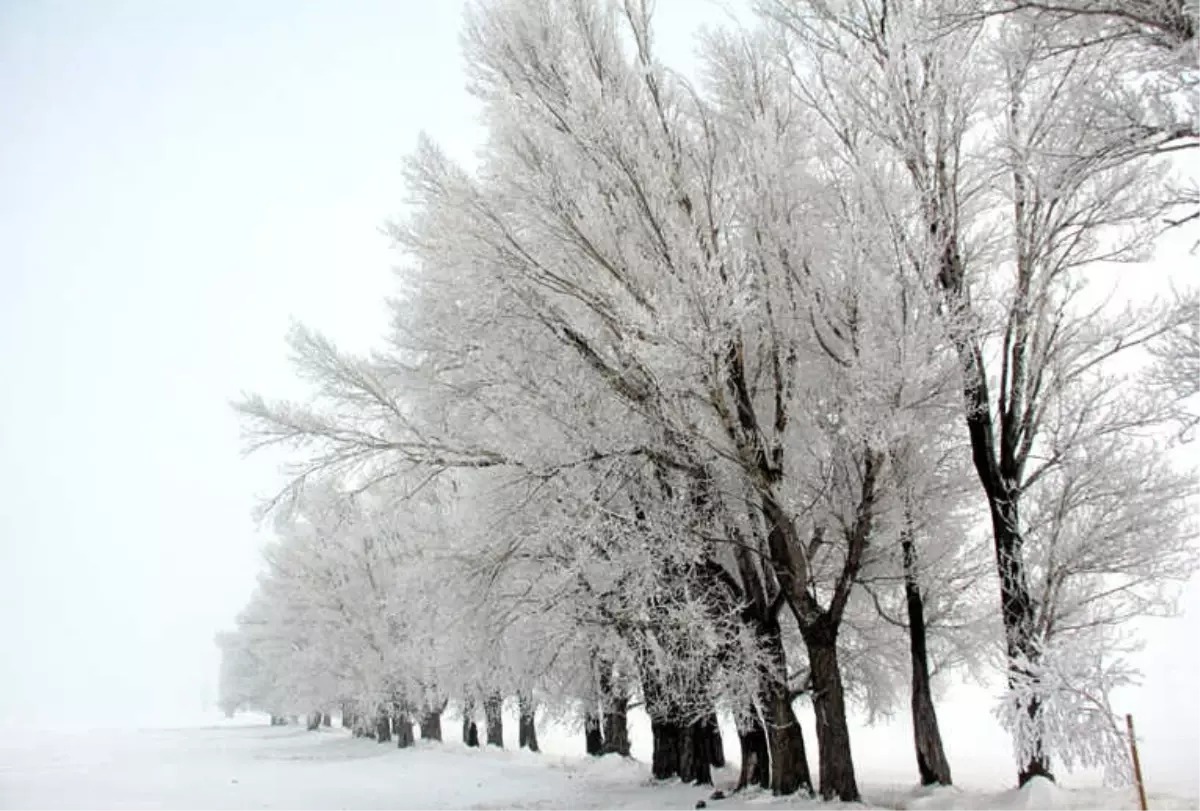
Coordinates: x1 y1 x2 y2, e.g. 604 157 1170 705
991 489 1052 786
763 473 870 802
636 635 713 782
902 528 953 786
375 710 392 744
736 709 770 791
598 663 630 756
484 692 503 748
584 712 604 756
704 713 724 768
935 239 1050 787
517 693 539 752
321 713 331 727
419 707 443 741
679 721 699 784
306 712 321 731
727 527 813 796
601 693 630 756
678 718 714 786
650 720 681 779
392 711 414 748
341 702 355 729
461 699 479 748
804 621 859 802
762 678 812 795
753 614 813 796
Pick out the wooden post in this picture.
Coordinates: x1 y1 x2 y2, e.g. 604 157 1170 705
1126 713 1148 811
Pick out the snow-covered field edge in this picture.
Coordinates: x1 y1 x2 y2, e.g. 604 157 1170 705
2 716 1195 810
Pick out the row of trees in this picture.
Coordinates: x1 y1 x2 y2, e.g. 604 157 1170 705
219 0 1197 802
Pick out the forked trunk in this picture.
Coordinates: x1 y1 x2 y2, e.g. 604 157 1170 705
484 692 503 748
306 712 320 731
902 529 952 786
938 253 1050 787
762 487 859 800
804 623 859 802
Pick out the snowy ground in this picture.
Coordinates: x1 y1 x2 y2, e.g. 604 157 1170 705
1 718 1194 810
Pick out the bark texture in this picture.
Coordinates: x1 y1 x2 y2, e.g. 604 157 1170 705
678 720 713 786
484 692 504 748
601 698 630 756
804 621 859 802
736 710 770 791
930 188 1050 786
517 693 539 752
902 526 953 786
650 720 681 779
763 678 812 795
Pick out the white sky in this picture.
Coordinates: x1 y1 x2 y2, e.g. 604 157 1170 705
0 0 1195 797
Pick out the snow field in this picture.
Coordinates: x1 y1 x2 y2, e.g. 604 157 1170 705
1 717 1195 810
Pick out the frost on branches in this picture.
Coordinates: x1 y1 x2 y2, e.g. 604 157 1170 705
225 0 1198 800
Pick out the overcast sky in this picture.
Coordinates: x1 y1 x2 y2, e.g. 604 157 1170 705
0 0 1195 797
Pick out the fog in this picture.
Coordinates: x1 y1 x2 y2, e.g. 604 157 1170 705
0 0 1195 798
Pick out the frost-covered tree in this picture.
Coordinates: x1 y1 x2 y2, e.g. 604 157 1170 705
759 0 1198 785
228 0 1195 800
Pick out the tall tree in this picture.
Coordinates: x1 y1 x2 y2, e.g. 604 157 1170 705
760 0 1198 784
